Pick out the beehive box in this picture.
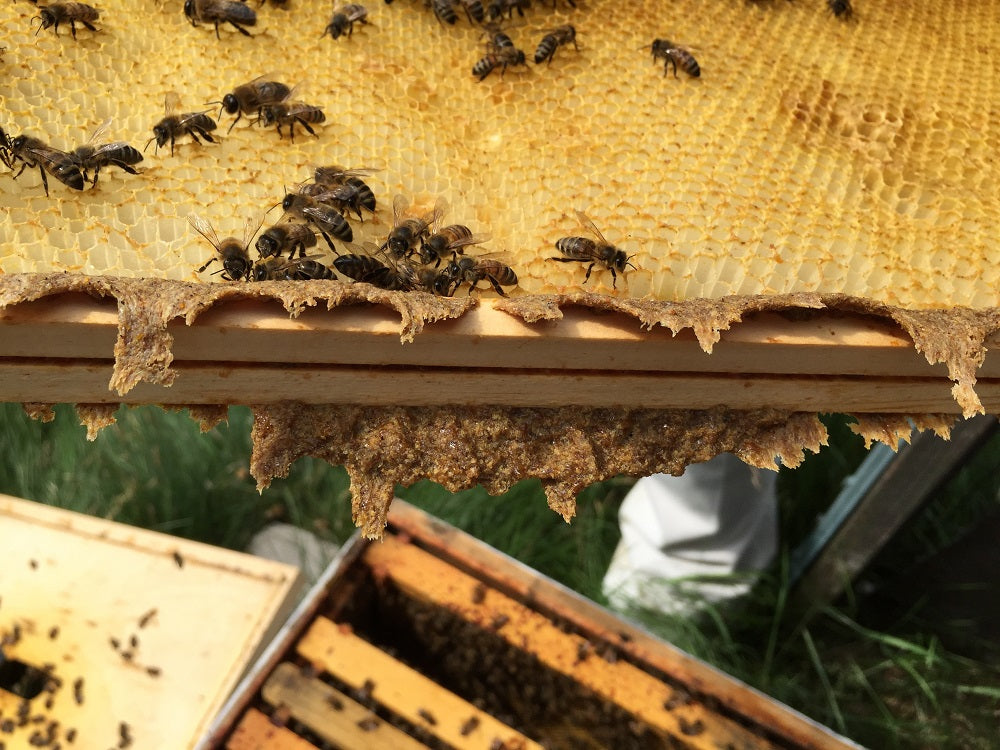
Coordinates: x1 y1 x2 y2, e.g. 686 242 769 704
204 501 860 750
0 493 302 750
1 0 998 534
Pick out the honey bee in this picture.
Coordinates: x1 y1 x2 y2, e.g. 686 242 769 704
190 213 260 281
399 258 454 294
1 127 84 196
213 75 292 133
432 0 457 24
320 180 377 222
487 0 529 20
458 0 484 23
444 256 518 296
322 4 369 39
334 250 410 290
255 221 317 258
482 24 514 52
281 188 354 248
32 2 99 39
146 92 218 156
285 258 337 280
473 46 527 80
313 164 376 190
551 210 636 288
252 257 337 281
183 0 257 38
828 0 852 19
258 100 325 141
70 120 143 187
650 39 700 78
383 195 446 259
419 224 489 267
534 24 577 65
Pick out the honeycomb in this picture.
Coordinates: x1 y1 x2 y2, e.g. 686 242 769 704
1 0 998 308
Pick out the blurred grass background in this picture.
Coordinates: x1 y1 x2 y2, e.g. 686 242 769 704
1 403 998 748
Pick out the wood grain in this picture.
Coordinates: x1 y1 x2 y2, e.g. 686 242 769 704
261 662 428 750
363 535 783 750
386 501 858 750
0 494 301 750
227 709 317 750
1 295 992 410
297 615 541 750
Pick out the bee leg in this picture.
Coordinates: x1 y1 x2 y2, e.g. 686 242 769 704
109 160 141 176
214 20 222 39
487 274 509 297
37 165 50 197
609 267 618 289
300 119 317 138
318 229 337 253
197 128 217 144
582 262 596 283
668 58 678 79
197 256 218 274
229 21 253 36
81 19 97 32
68 20 78 39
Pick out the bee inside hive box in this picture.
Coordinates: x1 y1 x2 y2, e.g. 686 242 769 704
0 0 996 308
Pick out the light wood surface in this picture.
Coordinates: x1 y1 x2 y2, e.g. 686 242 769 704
297 616 541 750
261 662 428 750
363 535 781 750
1 294 994 411
0 494 302 750
227 709 318 750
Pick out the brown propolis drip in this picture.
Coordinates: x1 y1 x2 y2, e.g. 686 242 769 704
249 403 829 538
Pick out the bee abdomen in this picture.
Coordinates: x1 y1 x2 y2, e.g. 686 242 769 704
433 0 457 24
554 236 594 259
534 37 557 64
677 50 700 78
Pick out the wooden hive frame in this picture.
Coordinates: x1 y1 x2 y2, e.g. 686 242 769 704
2 289 998 413
204 501 862 750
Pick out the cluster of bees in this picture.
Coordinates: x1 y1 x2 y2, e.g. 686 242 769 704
193 150 636 295
0 74 329 198
192 165 524 296
0 122 142 196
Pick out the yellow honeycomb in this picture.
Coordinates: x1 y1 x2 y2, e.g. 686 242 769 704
1 0 998 308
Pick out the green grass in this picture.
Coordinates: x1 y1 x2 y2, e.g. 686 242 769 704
1 402 998 748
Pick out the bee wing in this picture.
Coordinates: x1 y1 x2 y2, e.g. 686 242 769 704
243 213 266 247
280 101 321 117
428 196 449 226
449 232 492 250
574 209 609 244
314 164 380 180
176 108 216 127
463 248 513 263
188 213 221 249
85 118 114 147
357 241 383 256
392 194 410 226
301 203 337 225
164 91 183 115
247 72 285 86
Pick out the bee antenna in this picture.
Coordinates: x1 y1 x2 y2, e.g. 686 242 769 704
143 136 156 153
